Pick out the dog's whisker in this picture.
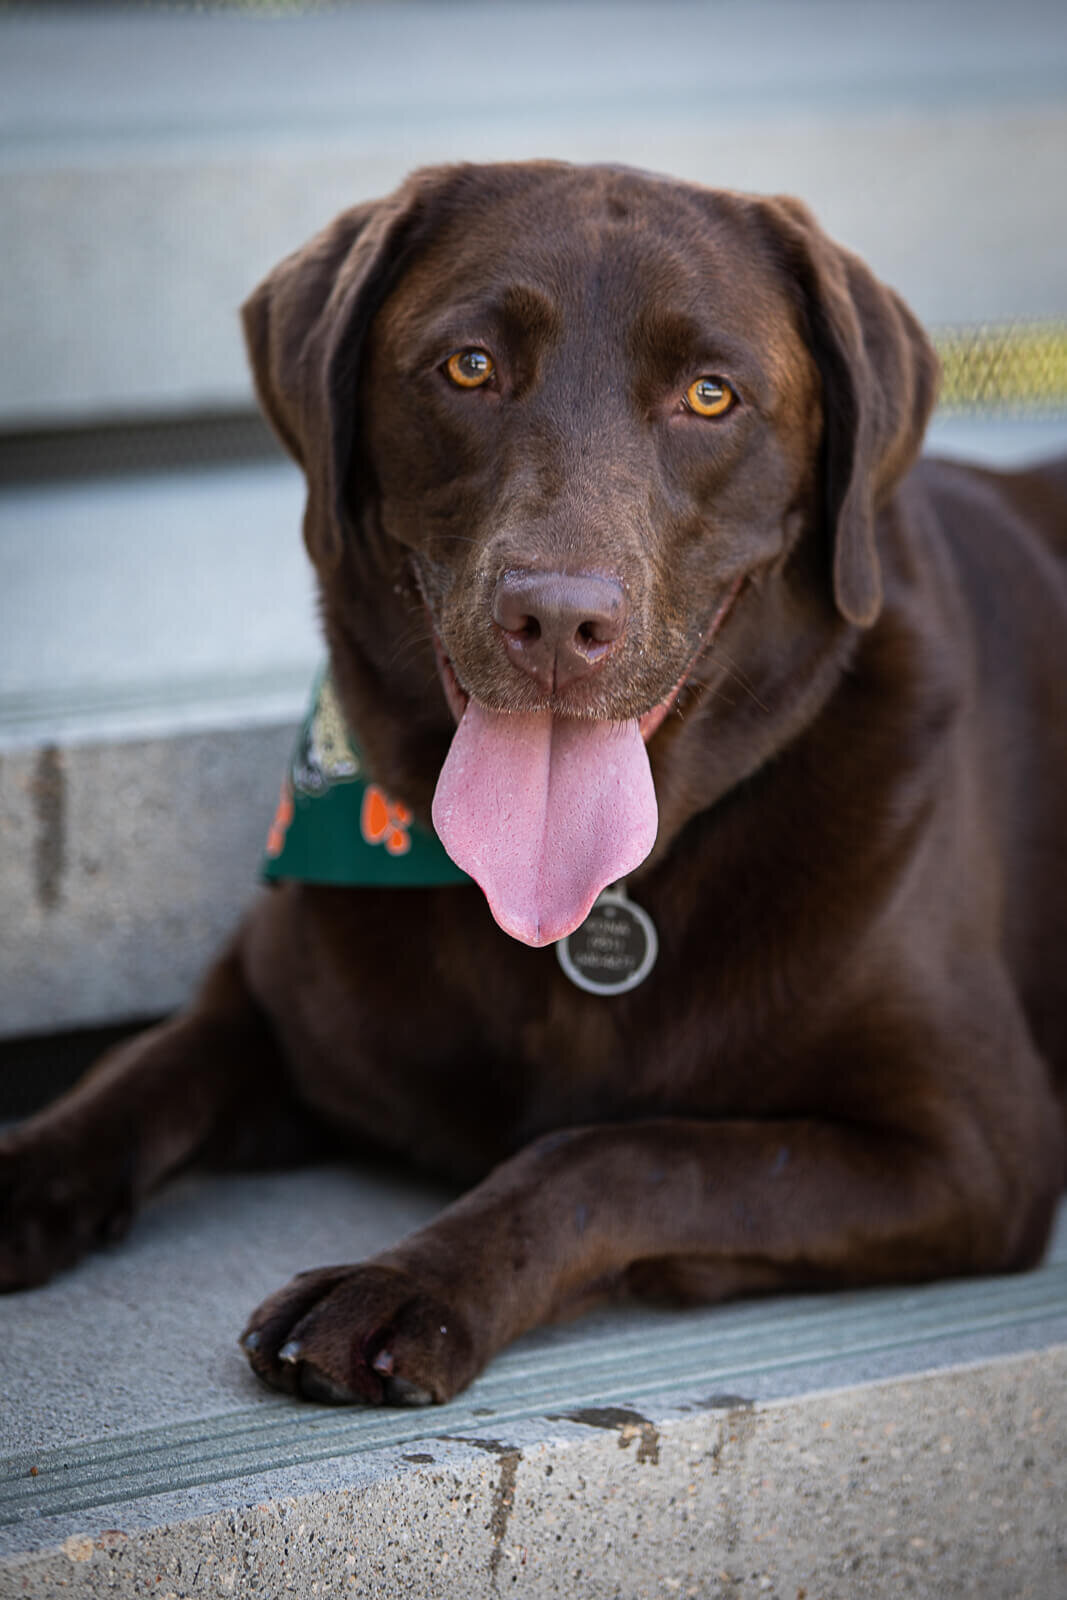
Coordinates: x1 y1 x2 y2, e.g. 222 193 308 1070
383 626 436 672
420 666 448 700
387 637 433 672
684 679 740 714
699 646 772 716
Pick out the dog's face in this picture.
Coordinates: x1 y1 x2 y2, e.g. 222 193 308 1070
360 172 822 728
244 163 938 944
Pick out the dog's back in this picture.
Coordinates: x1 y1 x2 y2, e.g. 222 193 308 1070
914 452 1067 1094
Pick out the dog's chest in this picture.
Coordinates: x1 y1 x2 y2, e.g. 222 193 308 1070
262 877 810 1175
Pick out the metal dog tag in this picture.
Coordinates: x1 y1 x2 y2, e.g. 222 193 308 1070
556 884 658 996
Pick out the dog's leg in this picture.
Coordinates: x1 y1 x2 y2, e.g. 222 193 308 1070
242 1030 1062 1406
0 942 284 1290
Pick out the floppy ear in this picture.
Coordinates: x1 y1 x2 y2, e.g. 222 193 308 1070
241 169 455 568
761 197 940 627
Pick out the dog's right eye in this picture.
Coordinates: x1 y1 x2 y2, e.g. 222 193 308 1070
444 349 495 389
683 376 736 418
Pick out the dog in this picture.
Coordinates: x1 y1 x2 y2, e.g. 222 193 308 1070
3 162 1065 1408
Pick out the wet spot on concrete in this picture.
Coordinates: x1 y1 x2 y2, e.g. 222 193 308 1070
401 1453 435 1464
699 1394 755 1412
32 744 66 911
547 1404 660 1464
487 1449 520 1575
442 1434 521 1467
439 1435 522 1579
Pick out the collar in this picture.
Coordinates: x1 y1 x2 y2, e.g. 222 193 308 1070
262 668 471 888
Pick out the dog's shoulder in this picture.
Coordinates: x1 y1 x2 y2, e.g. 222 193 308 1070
911 452 1067 550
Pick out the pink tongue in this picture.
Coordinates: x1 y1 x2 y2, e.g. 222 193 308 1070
431 703 658 947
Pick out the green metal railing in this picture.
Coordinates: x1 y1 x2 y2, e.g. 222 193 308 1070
933 319 1067 416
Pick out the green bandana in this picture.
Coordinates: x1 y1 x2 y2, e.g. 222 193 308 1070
262 669 471 888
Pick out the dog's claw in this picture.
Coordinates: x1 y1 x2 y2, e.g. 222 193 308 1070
240 1329 260 1353
241 1261 476 1405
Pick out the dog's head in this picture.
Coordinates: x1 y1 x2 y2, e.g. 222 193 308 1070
244 162 938 945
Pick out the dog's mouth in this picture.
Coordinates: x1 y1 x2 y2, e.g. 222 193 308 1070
430 629 690 744
427 577 743 949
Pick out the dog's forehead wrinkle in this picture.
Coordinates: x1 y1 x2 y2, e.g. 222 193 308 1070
403 280 565 363
416 186 741 339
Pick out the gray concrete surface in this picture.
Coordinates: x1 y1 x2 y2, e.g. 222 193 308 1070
0 1167 1063 1597
0 462 315 1035
1 1355 1064 1597
0 723 297 1036
0 462 314 751
2 0 1066 426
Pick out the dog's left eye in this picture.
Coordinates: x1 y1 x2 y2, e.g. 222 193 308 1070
445 349 496 389
683 376 736 418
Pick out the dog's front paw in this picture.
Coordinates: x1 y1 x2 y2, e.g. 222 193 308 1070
240 1262 479 1406
0 1129 136 1291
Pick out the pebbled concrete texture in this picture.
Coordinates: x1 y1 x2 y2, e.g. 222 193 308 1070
0 1168 1064 1598
1 1350 1064 1599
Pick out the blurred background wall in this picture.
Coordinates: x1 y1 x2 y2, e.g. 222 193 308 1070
3 0 1067 427
1 0 1066 1042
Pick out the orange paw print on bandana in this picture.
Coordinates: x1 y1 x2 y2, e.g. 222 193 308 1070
360 785 413 856
265 778 294 859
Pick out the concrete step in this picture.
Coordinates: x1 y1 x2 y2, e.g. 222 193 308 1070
0 1168 1063 1599
0 459 316 1037
0 461 313 750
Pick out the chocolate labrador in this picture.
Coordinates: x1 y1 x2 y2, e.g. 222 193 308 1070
3 162 1065 1407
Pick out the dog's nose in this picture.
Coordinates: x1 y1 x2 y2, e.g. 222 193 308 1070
492 570 628 692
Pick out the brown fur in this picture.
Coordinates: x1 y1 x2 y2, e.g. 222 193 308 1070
3 162 1065 1407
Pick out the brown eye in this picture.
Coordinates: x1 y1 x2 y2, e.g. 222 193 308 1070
445 349 495 388
684 376 736 418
